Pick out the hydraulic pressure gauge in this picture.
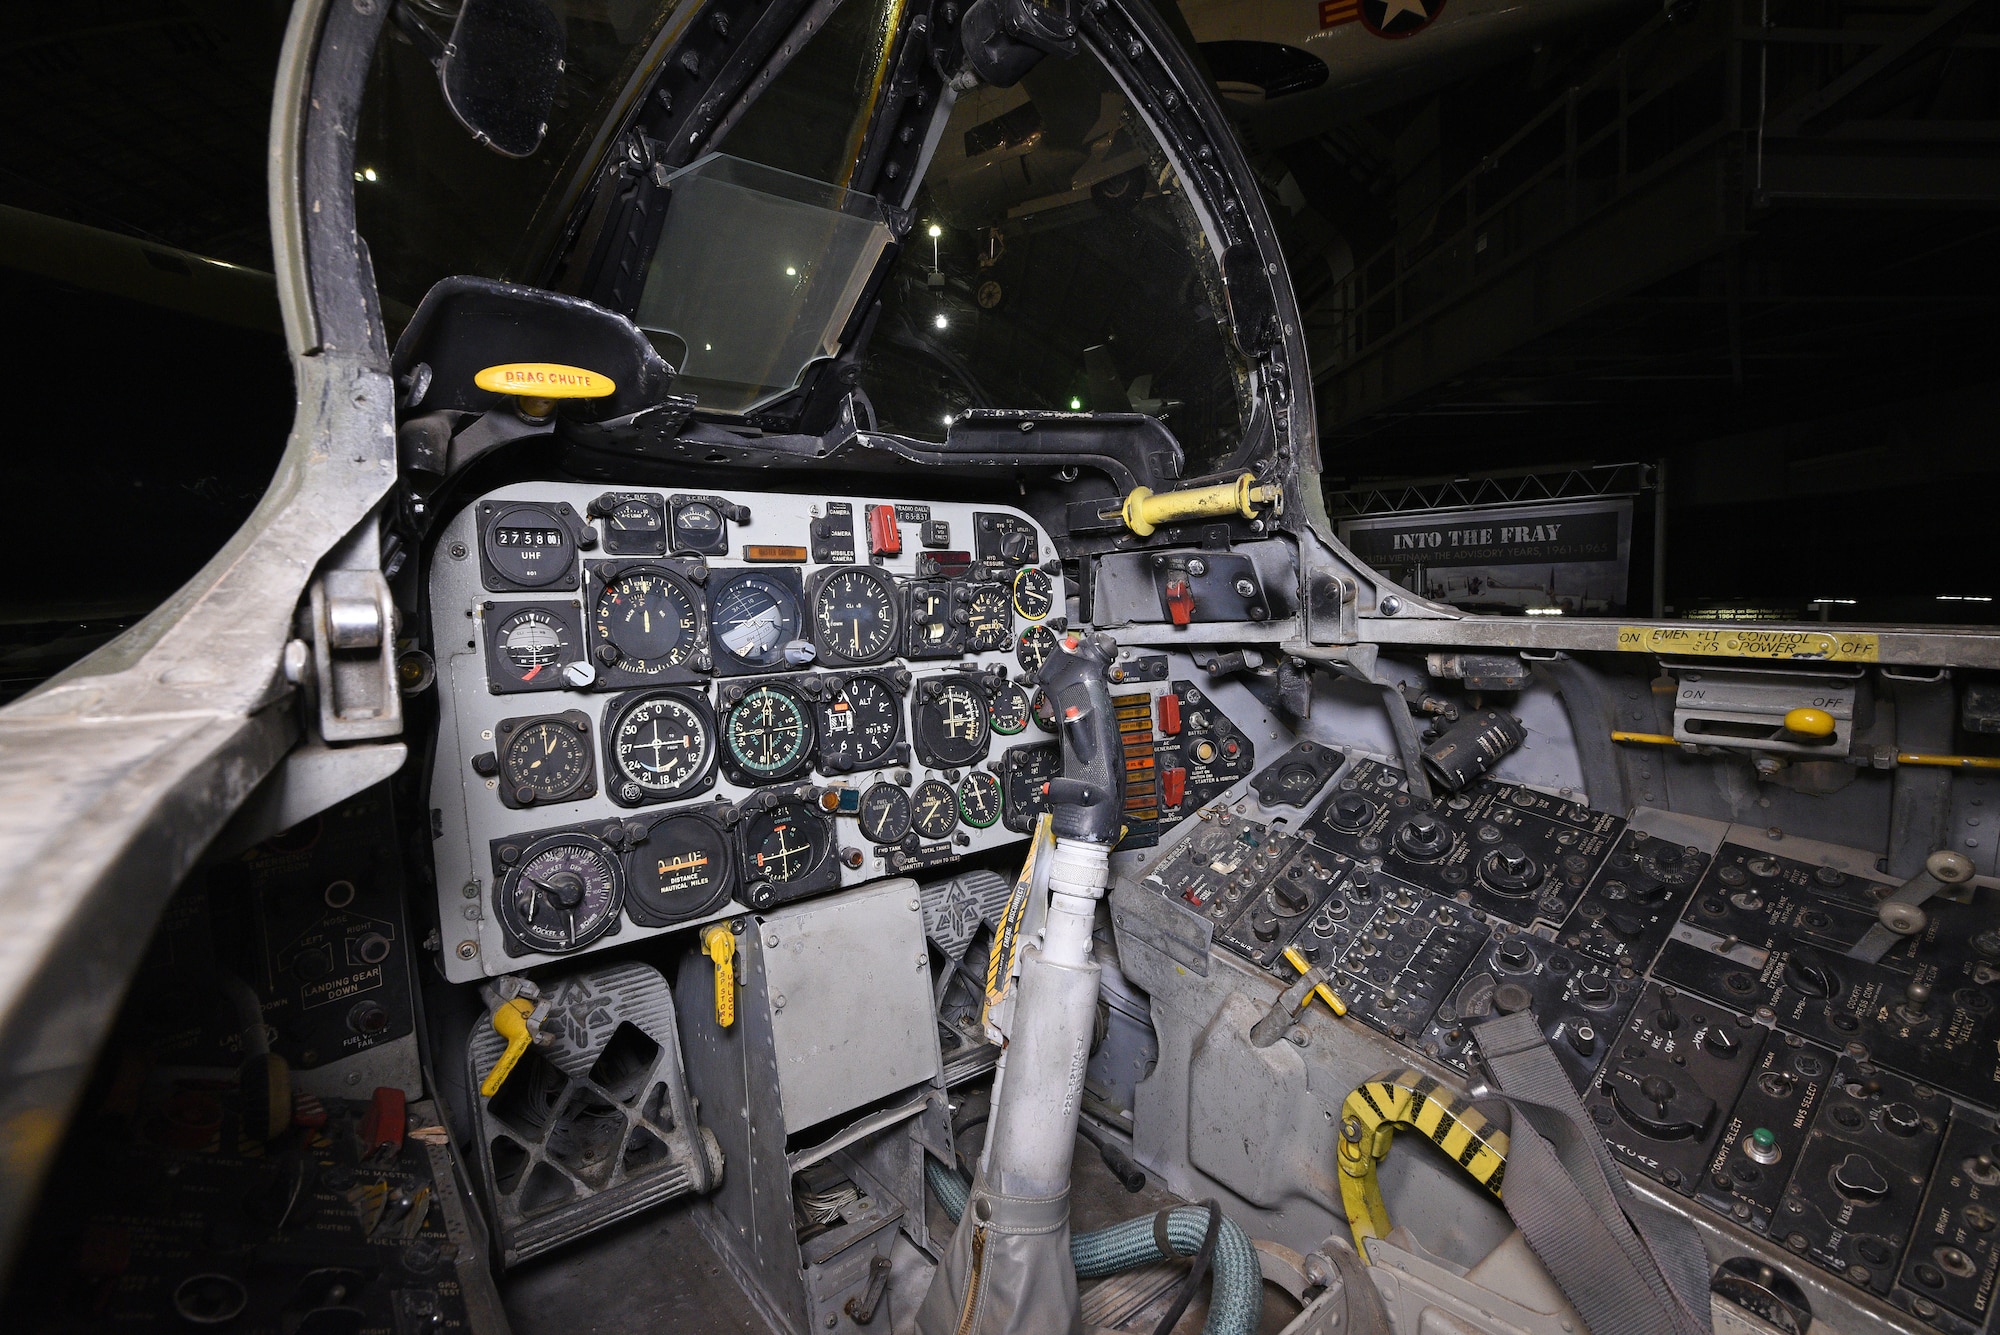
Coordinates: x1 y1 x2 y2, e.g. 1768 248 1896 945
1016 624 1058 678
911 780 960 841
711 569 807 671
722 682 816 784
625 812 734 925
988 681 1031 735
913 677 991 767
958 771 1003 829
605 689 716 805
816 674 902 773
494 712 595 808
484 603 584 693
1012 566 1054 620
859 782 912 844
811 566 901 666
590 565 705 678
965 583 1013 652
496 834 624 955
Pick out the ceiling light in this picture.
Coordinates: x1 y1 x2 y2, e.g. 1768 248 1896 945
927 224 942 239
933 314 949 329
942 414 955 426
1069 397 1082 410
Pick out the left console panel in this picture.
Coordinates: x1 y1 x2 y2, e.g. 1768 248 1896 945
428 484 1065 981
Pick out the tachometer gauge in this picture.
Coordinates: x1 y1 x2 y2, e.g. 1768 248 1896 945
1013 566 1055 620
625 813 733 925
485 603 583 693
712 570 806 670
497 834 623 955
965 583 1012 652
958 771 1003 829
496 713 595 807
816 674 902 772
988 681 1030 735
606 690 715 805
913 677 991 767
591 566 704 677
742 801 833 891
911 780 959 841
812 567 901 666
479 500 580 591
859 783 912 844
722 683 816 783
1016 624 1058 677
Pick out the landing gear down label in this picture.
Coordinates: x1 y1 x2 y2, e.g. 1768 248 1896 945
1615 625 1880 663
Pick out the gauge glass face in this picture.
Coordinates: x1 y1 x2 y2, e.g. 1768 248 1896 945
725 685 815 779
486 505 574 587
502 840 622 952
1017 624 1058 676
1030 686 1059 733
958 772 1003 828
628 816 732 922
988 682 1031 735
908 584 955 652
611 694 713 800
819 676 900 771
714 573 804 667
815 569 899 663
610 498 662 534
1013 566 1054 620
916 679 991 765
676 502 722 540
501 719 591 803
966 584 1012 651
746 803 829 884
912 780 960 840
594 569 700 673
859 783 913 844
492 607 576 688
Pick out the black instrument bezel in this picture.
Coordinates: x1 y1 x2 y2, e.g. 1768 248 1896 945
623 806 737 926
478 499 587 593
585 558 712 689
718 678 819 786
813 670 909 775
808 564 905 667
482 599 587 694
493 709 598 810
708 566 809 676
601 686 720 808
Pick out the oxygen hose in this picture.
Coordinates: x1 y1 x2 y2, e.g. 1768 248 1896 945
924 1158 1263 1335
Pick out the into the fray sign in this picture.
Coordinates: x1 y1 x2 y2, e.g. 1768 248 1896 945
1339 498 1633 614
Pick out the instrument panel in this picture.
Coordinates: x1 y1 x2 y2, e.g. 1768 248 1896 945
429 486 1067 981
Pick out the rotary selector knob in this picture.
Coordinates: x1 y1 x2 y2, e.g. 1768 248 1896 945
1329 792 1377 833
1396 813 1452 860
1497 939 1534 971
1832 1152 1890 1202
1480 843 1543 894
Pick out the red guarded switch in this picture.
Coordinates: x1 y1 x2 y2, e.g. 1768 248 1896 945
361 1086 407 1157
867 505 902 556
1164 576 1195 626
1162 766 1187 808
1157 693 1182 736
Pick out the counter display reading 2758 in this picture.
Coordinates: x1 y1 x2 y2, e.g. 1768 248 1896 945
495 527 568 548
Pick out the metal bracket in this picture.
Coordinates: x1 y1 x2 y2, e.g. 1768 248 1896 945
308 566 403 741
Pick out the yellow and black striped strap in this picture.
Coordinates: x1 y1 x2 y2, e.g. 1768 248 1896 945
1336 1067 1509 1259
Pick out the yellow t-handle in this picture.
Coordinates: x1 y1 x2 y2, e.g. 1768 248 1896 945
1282 946 1348 1016
479 998 537 1098
703 925 737 1027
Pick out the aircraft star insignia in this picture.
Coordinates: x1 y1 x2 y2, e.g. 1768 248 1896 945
1362 0 1445 37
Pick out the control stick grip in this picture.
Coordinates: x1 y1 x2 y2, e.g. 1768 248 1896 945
1037 631 1125 845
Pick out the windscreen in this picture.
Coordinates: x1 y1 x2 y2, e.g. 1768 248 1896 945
859 48 1252 472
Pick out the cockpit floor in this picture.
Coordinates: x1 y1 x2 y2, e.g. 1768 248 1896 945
501 1129 1302 1335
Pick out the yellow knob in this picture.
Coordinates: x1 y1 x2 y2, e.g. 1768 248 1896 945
1782 708 1836 739
479 998 536 1098
703 925 737 1028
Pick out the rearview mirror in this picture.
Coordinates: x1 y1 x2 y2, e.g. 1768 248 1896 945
439 0 565 158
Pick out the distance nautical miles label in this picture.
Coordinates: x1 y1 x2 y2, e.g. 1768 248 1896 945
1615 625 1880 662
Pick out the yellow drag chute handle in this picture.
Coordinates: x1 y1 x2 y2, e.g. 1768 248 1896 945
1119 474 1277 537
479 998 537 1098
703 925 737 1027
1337 1069 1509 1260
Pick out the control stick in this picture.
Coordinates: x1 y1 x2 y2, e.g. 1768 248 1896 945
919 632 1125 1335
